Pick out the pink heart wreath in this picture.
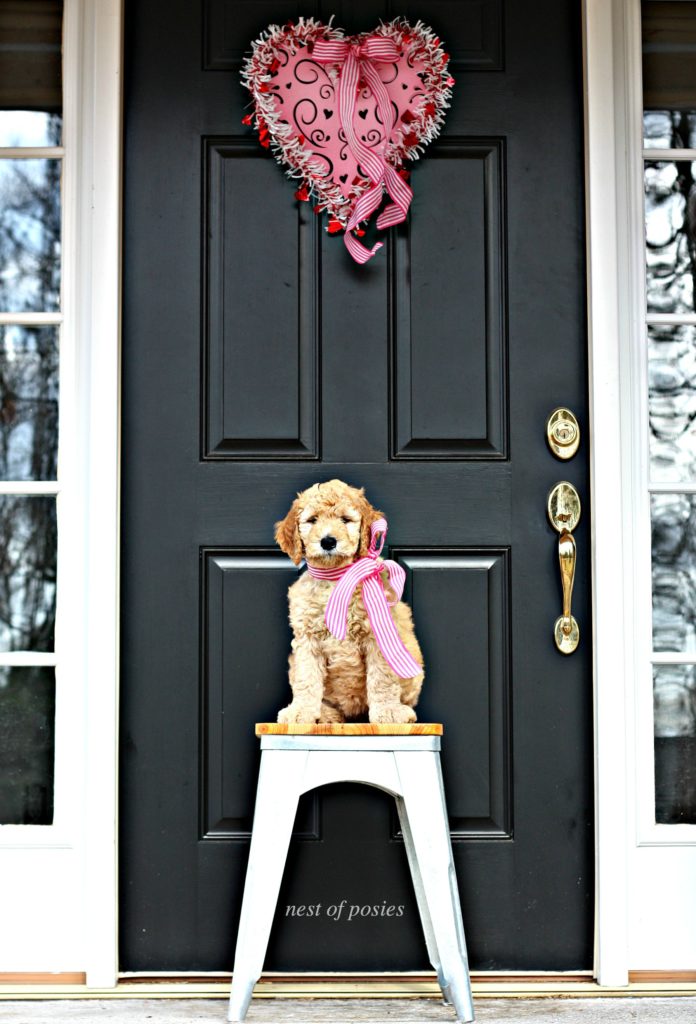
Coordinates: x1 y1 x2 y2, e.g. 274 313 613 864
241 18 454 264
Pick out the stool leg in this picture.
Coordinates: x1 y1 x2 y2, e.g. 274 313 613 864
395 795 450 1004
395 752 475 1023
228 749 307 1023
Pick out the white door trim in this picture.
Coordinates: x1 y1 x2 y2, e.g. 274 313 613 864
583 0 642 986
0 0 122 984
71 0 644 987
75 0 123 988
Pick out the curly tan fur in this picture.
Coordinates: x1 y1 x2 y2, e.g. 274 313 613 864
274 480 424 725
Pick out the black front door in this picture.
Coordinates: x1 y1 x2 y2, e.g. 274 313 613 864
120 0 593 972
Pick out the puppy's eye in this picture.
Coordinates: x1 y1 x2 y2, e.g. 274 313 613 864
306 516 317 524
341 516 354 524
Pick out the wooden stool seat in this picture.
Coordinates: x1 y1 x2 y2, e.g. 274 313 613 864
227 724 474 1023
256 722 444 735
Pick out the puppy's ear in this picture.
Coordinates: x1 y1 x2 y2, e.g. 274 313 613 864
275 498 304 565
358 491 385 558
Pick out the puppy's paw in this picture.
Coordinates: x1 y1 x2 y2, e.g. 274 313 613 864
369 703 417 725
277 702 320 725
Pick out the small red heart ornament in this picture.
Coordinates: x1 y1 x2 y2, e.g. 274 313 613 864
242 18 454 263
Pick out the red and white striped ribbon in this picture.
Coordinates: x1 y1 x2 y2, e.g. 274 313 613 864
306 518 422 678
313 37 414 264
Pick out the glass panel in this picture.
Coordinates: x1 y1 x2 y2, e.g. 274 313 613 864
0 666 54 824
644 160 696 314
648 323 696 483
0 112 61 149
654 664 696 824
643 2 696 114
643 110 696 150
0 158 61 312
0 496 56 653
0 0 62 144
651 492 696 652
0 325 59 480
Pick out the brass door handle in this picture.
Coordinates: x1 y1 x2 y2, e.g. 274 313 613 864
547 482 581 654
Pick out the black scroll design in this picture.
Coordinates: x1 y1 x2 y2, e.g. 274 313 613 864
374 101 399 131
306 150 334 178
362 127 384 149
293 97 319 134
378 61 399 85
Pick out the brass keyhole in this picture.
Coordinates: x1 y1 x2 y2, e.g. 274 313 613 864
546 408 580 460
552 420 577 445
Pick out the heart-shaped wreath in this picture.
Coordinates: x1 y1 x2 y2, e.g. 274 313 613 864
241 18 454 263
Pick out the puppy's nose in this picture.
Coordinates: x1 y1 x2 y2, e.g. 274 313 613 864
321 535 337 551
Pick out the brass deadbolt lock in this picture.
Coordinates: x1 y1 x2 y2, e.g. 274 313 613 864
546 408 580 460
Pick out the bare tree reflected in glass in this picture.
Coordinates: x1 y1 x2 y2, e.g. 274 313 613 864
644 113 696 316
0 114 61 313
646 111 696 823
0 115 59 650
0 113 60 823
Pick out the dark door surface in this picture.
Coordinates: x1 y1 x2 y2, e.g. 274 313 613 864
120 0 593 971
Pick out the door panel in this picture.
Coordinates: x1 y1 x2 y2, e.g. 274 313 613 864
203 139 320 459
121 0 593 971
392 140 506 459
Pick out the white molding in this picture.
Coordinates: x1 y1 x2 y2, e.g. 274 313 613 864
585 0 696 971
0 147 65 159
646 314 696 326
0 0 125 985
649 483 696 493
0 312 63 325
0 481 59 494
642 148 696 161
74 0 123 989
583 0 642 987
0 653 57 667
651 652 696 664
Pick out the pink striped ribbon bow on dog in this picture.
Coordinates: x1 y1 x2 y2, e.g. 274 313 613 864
312 36 414 264
306 518 422 678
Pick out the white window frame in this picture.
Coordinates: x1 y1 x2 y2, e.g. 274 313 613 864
0 0 121 984
1 0 690 988
586 0 696 980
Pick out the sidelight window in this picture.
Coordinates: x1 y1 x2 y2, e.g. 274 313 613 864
642 1 696 825
0 0 63 826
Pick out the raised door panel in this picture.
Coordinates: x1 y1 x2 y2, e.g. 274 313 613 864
202 550 319 839
395 550 511 837
203 140 320 459
391 140 507 459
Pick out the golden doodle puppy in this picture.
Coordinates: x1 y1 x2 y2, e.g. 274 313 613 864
274 479 424 725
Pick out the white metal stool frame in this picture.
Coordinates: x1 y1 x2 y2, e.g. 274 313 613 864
227 734 475 1023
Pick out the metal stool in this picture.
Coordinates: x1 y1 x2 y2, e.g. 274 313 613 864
228 724 474 1023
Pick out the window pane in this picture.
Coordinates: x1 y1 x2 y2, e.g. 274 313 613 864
648 323 696 483
652 492 696 652
0 495 56 653
643 2 696 113
0 325 58 480
644 110 696 150
0 158 61 312
0 0 62 145
654 664 696 824
0 111 61 149
0 666 54 824
644 160 695 314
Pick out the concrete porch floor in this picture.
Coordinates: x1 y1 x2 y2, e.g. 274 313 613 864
3 998 696 1023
